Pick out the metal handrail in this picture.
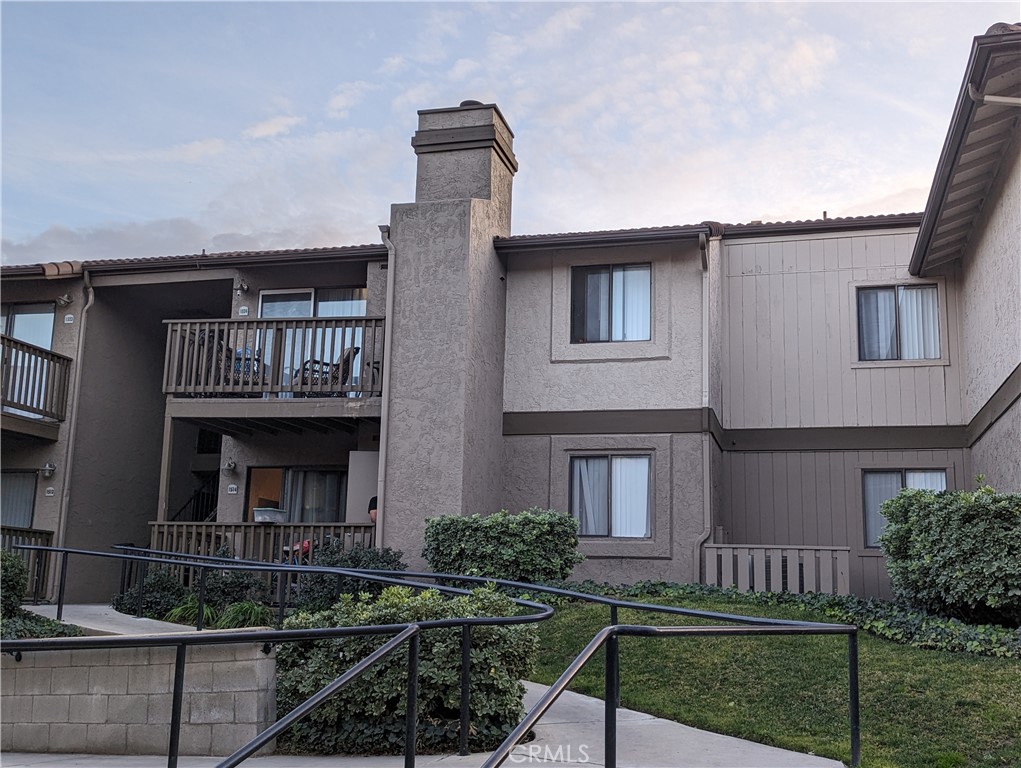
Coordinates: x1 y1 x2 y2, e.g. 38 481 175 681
7 543 861 767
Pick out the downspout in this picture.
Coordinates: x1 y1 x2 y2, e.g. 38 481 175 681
52 269 94 597
693 230 714 582
375 225 398 545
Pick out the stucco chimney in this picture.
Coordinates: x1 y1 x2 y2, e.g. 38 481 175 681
411 101 517 214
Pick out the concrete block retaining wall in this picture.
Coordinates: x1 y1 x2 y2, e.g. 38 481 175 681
0 639 276 756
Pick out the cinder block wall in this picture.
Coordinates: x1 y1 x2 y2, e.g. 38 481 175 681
0 640 275 756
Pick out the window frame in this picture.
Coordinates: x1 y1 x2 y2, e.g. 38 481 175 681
569 263 652 344
569 453 652 538
862 468 947 548
850 278 950 368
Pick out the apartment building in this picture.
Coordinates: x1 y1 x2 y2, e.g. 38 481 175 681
3 22 1017 603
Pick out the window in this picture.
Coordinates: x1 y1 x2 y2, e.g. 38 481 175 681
1 303 55 349
863 469 946 547
1 471 37 529
570 264 651 343
570 455 650 537
246 467 347 523
857 285 939 361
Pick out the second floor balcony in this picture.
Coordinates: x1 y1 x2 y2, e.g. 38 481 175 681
163 317 385 399
1 334 72 426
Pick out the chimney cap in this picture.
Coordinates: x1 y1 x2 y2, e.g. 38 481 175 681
459 100 484 107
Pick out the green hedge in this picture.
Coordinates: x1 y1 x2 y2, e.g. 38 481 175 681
296 544 407 612
111 567 187 619
880 486 1021 627
422 508 584 583
561 579 1021 659
276 586 538 755
1 550 27 618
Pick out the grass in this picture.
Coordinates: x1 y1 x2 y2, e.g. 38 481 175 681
531 595 1021 768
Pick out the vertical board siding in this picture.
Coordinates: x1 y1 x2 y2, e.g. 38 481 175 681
721 231 963 428
720 449 965 599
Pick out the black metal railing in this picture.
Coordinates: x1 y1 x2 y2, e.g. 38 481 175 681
5 543 861 768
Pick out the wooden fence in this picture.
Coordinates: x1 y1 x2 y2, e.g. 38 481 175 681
148 521 376 603
1 335 72 420
703 544 851 595
1 525 54 600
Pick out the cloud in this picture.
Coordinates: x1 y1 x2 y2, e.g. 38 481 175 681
242 116 304 139
327 81 374 118
52 138 227 166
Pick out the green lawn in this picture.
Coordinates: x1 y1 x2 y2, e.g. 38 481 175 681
531 597 1020 768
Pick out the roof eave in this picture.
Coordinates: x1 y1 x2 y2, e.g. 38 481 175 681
910 26 1021 276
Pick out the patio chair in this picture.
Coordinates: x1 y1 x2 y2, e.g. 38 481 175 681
294 346 360 397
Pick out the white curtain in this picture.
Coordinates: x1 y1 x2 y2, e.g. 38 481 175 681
612 265 651 342
858 288 897 360
611 456 650 537
898 286 940 359
863 471 903 547
571 458 608 535
905 470 946 492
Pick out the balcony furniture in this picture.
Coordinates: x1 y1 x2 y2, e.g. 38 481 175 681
294 346 360 398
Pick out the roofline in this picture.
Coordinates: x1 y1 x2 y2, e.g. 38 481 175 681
494 225 707 254
909 24 1021 275
721 213 922 239
1 244 388 279
494 214 922 254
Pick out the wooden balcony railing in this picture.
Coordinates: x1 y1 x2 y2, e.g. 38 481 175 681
162 317 385 398
1 335 72 421
149 521 376 602
703 544 851 595
1 525 54 601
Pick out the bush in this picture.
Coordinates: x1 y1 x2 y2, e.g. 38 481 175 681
296 544 407 612
422 508 584 584
215 599 275 629
276 585 538 755
111 567 187 619
202 554 270 609
164 593 219 627
562 579 1021 659
1 550 28 618
880 486 1021 627
1 611 85 640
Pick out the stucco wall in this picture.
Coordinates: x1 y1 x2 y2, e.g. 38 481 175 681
1 277 87 539
969 399 1021 492
0 640 275 756
503 241 703 413
958 142 1021 423
64 286 169 602
502 432 704 585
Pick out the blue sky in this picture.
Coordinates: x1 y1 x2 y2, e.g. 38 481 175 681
2 1 1016 264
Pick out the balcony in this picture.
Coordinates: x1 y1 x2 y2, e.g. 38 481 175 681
1 335 72 440
163 317 384 399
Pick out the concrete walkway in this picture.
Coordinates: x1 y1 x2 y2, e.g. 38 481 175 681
7 605 844 767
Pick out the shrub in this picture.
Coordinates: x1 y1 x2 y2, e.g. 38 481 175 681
422 508 584 584
1 550 28 618
1 611 85 640
562 579 1021 659
111 567 187 619
215 599 275 629
296 544 407 612
880 486 1021 627
201 545 270 608
276 585 538 755
164 593 219 627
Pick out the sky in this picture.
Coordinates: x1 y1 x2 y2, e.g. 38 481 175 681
1 1 1017 265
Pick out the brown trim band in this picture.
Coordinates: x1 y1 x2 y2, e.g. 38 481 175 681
411 125 518 173
504 409 704 435
966 362 1021 446
505 407 969 451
